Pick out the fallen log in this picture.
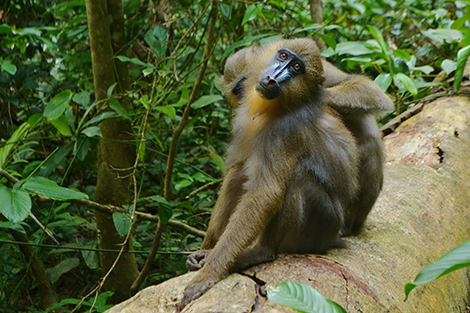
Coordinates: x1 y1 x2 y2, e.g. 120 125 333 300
107 96 470 312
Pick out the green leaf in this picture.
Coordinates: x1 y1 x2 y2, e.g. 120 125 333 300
335 42 374 56
81 126 101 137
48 257 80 284
313 32 336 50
209 152 225 173
1 61 17 75
44 90 74 121
145 26 167 60
0 221 26 233
374 73 393 92
73 91 90 107
22 176 89 201
219 3 230 17
0 121 31 169
81 246 100 270
405 240 470 300
153 26 168 60
242 5 259 25
191 95 223 110
454 45 470 92
142 196 172 224
81 111 116 130
107 83 117 97
108 98 131 120
0 185 31 223
112 212 132 237
393 49 411 61
422 29 463 44
267 281 347 313
50 115 72 136
155 105 176 119
441 59 457 74
393 73 418 95
367 26 391 63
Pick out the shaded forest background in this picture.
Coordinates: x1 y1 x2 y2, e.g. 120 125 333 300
0 0 469 312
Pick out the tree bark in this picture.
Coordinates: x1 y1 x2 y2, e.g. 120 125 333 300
309 0 326 51
85 0 138 303
106 96 470 312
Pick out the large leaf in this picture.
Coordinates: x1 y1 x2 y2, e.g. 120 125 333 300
242 5 259 25
393 73 418 95
22 176 89 201
0 121 31 168
267 281 346 313
190 95 223 110
112 212 132 237
44 90 74 121
335 42 373 56
454 45 470 93
50 115 72 136
405 240 470 300
374 73 393 92
367 25 390 62
0 185 31 223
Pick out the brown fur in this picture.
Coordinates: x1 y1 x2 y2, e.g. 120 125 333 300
179 39 362 310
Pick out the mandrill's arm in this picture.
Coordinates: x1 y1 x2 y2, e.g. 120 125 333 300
179 156 295 311
321 59 394 114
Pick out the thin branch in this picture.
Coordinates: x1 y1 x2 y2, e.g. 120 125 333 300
131 1 218 296
0 169 205 238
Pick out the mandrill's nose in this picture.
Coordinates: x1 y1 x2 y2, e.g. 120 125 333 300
256 73 281 100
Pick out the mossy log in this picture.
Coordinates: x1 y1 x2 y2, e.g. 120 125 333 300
107 96 470 312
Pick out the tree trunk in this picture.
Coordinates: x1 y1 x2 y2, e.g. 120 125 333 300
85 0 138 303
309 0 326 51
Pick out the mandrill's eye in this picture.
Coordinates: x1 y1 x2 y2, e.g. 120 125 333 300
280 53 288 60
293 63 301 71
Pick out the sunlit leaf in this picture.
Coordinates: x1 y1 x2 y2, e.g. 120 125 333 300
81 126 101 137
155 105 176 119
375 73 393 92
335 42 373 56
73 91 90 107
242 5 259 25
191 95 223 110
405 240 470 300
422 28 463 44
0 185 31 223
0 122 31 168
209 152 225 173
50 115 72 136
1 61 17 75
44 90 73 121
441 59 457 74
394 73 418 95
454 45 470 92
267 281 346 313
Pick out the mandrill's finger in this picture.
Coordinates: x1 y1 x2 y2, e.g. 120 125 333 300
186 251 208 271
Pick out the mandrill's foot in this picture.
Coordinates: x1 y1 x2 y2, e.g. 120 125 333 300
186 250 209 271
177 271 220 312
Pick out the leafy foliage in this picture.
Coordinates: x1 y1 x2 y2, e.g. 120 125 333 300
267 281 346 313
404 239 470 300
0 0 469 311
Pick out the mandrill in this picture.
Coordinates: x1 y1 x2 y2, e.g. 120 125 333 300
178 38 392 311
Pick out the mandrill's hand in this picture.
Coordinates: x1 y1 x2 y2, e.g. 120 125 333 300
186 250 209 271
177 270 221 312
